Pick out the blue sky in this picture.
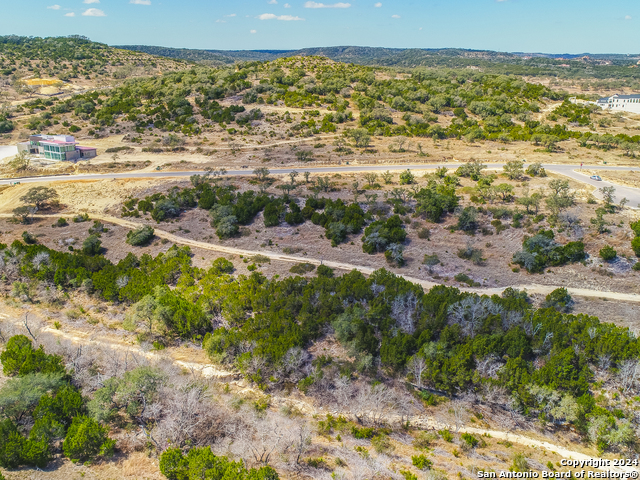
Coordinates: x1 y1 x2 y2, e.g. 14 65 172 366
1 0 638 54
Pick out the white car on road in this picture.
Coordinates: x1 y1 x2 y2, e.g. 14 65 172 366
590 175 602 181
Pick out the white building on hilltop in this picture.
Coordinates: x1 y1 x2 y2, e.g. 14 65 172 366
596 94 640 114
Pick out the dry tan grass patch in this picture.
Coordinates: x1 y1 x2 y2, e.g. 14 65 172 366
121 453 163 479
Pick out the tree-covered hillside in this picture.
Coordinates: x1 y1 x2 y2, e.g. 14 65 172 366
3 37 640 159
118 44 640 79
0 35 187 106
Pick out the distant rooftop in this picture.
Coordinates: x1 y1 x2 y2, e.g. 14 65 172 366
40 140 77 145
597 94 640 102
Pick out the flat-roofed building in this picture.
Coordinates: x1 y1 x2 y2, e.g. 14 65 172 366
596 94 640 114
17 135 97 162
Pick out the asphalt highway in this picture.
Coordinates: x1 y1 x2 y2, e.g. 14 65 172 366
1 162 639 205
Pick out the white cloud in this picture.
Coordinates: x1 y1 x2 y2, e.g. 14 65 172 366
391 14 400 18
82 8 106 16
304 1 351 8
224 13 236 17
374 2 382 6
216 19 226 22
258 13 304 20
419 26 422 30
65 12 75 16
284 3 291 7
83 0 100 3
47 4 61 9
250 29 257 33
130 0 151 4
268 0 278 3
625 14 632 19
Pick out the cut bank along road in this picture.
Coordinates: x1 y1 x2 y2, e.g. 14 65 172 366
2 162 639 204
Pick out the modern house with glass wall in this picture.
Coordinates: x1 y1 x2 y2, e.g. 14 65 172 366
17 135 97 161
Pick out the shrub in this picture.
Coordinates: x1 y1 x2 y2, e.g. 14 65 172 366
423 253 440 268
438 429 453 442
290 263 316 275
399 169 416 185
542 287 573 313
55 217 68 227
0 420 23 468
385 243 405 267
285 202 304 225
456 206 478 232
306 457 327 469
351 425 375 439
362 215 406 254
82 235 102 255
33 385 85 431
599 245 617 261
159 447 188 479
371 433 395 454
21 231 37 244
457 244 484 265
62 416 114 462
0 335 65 377
513 230 585 273
456 162 486 180
461 433 479 448
20 437 51 468
88 221 106 235
151 198 180 222
412 454 433 470
211 258 234 274
263 202 282 227
512 453 529 472
317 265 334 277
454 273 480 287
249 254 270 265
417 227 430 239
414 184 459 222
126 225 155 246
413 431 438 450
72 213 89 223
159 447 279 480
632 237 640 257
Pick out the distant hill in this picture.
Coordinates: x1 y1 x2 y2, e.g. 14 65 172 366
116 44 640 75
116 44 523 66
115 45 293 65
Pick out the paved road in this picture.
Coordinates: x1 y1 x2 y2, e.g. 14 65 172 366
1 162 639 204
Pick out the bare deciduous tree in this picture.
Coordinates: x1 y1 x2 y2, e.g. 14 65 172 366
618 359 640 393
391 292 419 334
232 413 286 466
448 297 503 338
406 355 427 388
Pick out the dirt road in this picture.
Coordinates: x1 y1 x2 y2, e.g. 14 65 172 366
5 211 640 304
0 310 633 473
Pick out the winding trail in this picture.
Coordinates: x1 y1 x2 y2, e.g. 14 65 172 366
2 161 640 469
0 309 633 473
5 211 640 304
